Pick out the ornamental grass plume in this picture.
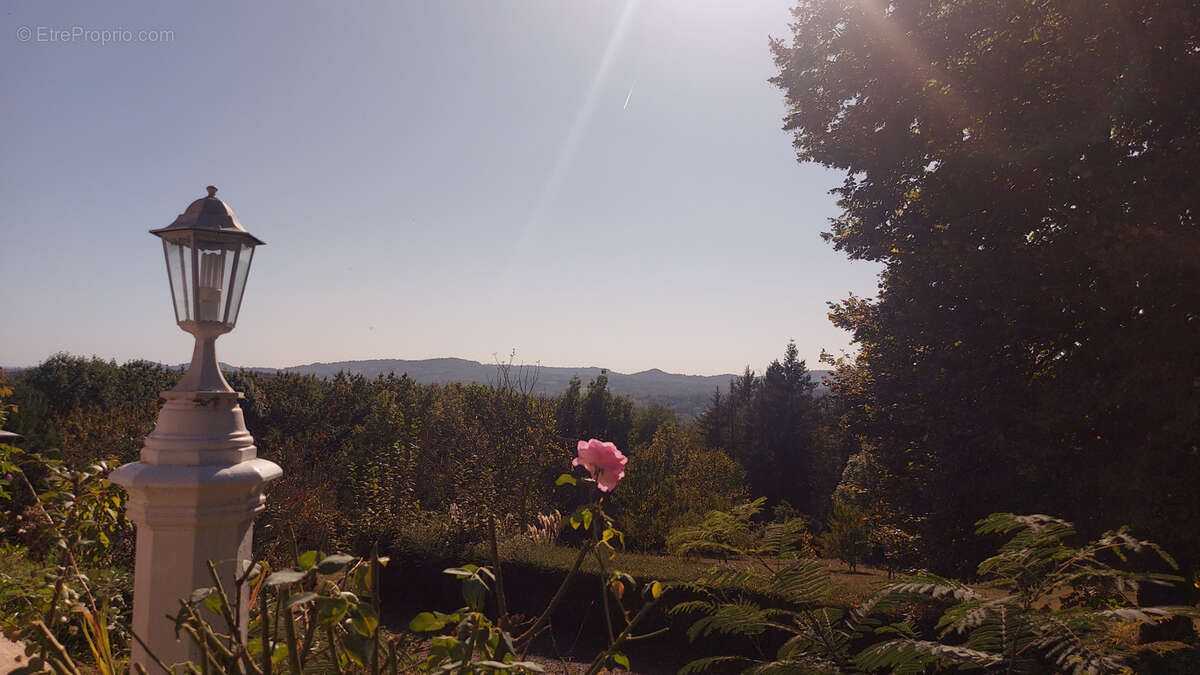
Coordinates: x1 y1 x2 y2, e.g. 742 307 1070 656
573 438 626 492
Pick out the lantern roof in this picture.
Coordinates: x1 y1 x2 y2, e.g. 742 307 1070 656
150 186 265 246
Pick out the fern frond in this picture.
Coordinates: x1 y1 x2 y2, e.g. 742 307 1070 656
1098 605 1200 624
673 540 750 557
668 600 716 617
856 639 1003 672
678 655 756 674
667 498 765 556
1028 612 1134 674
878 573 984 603
777 638 856 674
790 605 852 660
768 558 833 605
756 518 812 558
1092 528 1179 570
687 601 775 641
872 619 918 639
975 513 1081 587
777 633 819 660
759 606 816 624
732 497 768 521
961 603 1038 663
1035 628 1126 674
935 597 1021 636
746 657 840 674
845 587 905 636
695 566 762 589
975 513 1074 538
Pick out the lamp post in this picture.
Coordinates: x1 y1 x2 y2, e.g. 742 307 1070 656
111 187 282 671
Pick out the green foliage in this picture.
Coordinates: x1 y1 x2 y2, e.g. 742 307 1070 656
241 362 657 562
415 474 668 675
3 353 720 570
0 380 17 428
2 441 674 674
670 523 879 674
628 403 678 449
144 546 414 675
831 449 884 517
409 565 544 673
409 558 663 675
870 524 921 579
7 355 177 466
861 513 1198 673
831 448 922 575
611 423 749 550
220 369 570 560
817 501 870 573
0 543 131 673
676 512 1198 674
666 498 763 558
1 452 129 568
668 499 860 674
578 370 633 453
501 541 716 587
698 342 827 517
668 499 816 567
11 355 178 422
972 513 1179 610
772 0 1200 580
0 441 131 673
4 356 583 563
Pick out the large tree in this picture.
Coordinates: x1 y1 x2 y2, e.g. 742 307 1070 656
699 342 822 514
771 0 1200 578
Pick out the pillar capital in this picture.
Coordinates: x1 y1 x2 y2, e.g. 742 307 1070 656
111 459 281 527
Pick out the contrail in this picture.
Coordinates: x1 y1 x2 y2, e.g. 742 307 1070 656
501 0 639 280
623 83 635 110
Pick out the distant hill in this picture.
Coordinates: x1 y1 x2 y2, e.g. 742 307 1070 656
5 357 832 418
233 358 830 418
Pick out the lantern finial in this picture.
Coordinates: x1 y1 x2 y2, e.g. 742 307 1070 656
206 185 218 198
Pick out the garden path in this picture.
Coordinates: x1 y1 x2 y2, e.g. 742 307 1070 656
0 634 26 673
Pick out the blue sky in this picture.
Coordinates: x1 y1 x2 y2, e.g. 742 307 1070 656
1 0 879 376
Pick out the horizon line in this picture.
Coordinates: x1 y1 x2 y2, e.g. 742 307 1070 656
2 353 833 380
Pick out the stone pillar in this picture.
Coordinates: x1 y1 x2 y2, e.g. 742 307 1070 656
111 391 281 672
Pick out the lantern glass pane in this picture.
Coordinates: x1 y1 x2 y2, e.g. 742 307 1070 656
181 241 194 322
225 243 255 327
219 245 237 322
194 241 230 323
163 240 191 323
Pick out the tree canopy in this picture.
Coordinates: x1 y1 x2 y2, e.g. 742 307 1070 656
771 0 1200 575
699 342 828 517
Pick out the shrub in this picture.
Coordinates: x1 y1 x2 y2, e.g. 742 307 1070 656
673 512 1198 674
817 500 870 573
611 424 749 550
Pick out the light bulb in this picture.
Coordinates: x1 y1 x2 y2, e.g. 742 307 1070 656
197 249 226 322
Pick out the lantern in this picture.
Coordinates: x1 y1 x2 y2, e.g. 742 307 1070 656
151 186 264 392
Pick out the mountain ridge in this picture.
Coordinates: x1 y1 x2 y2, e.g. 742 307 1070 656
232 357 830 418
4 357 832 419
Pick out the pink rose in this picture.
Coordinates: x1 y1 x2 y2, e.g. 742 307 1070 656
573 439 627 492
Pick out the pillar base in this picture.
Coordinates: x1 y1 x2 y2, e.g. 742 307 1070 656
110 394 280 672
